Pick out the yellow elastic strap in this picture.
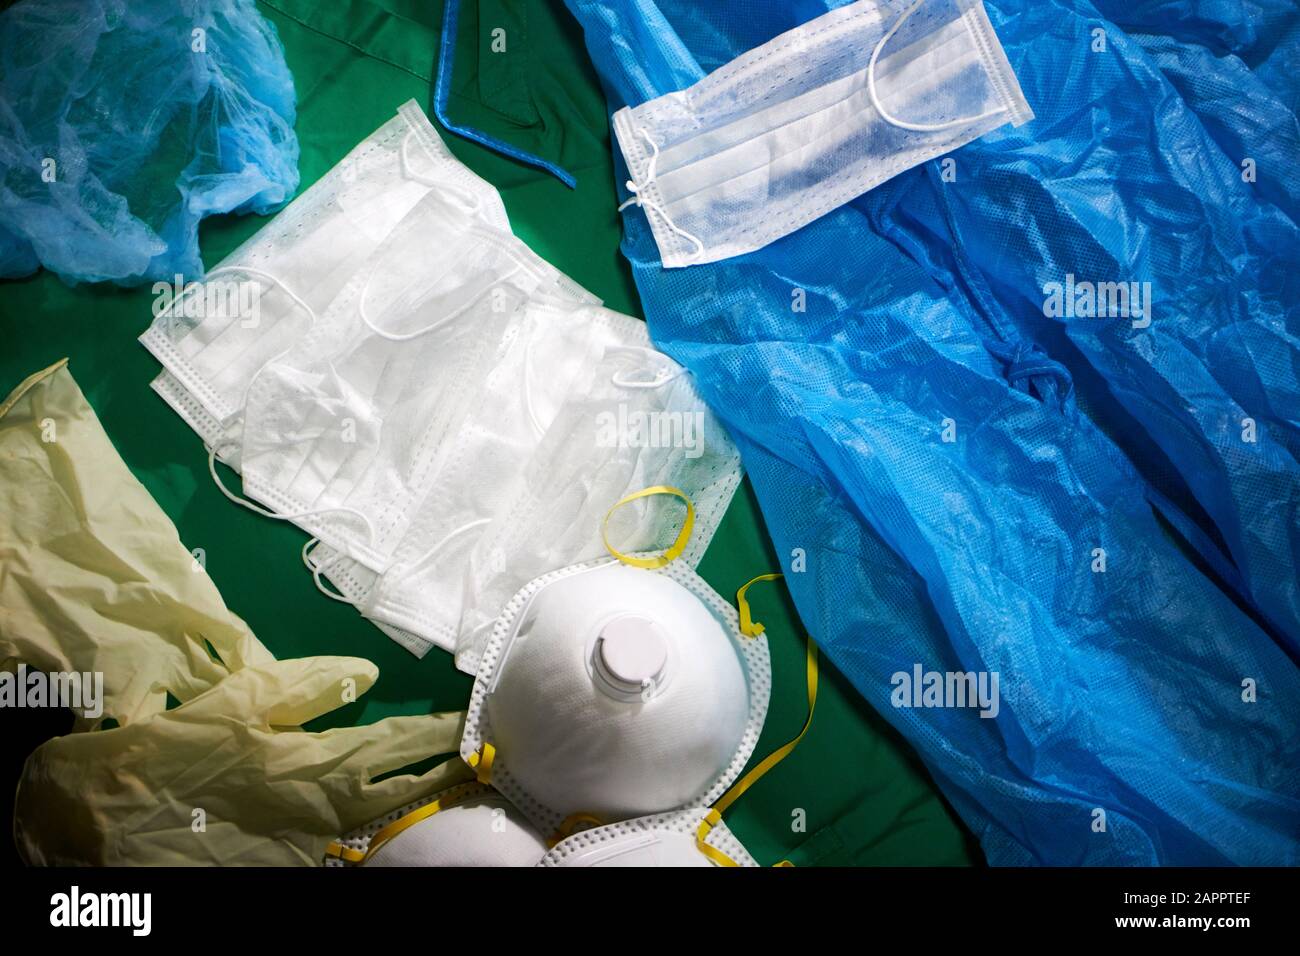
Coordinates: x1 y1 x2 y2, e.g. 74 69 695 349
548 812 606 848
325 780 492 865
736 573 784 637
324 842 367 863
695 809 741 867
716 639 818 818
466 742 496 784
696 637 820 865
601 485 695 569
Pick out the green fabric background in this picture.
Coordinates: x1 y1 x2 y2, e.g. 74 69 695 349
0 0 977 866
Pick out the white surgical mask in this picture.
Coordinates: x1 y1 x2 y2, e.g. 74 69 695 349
449 362 742 675
306 303 741 665
612 0 1033 267
227 189 597 571
539 808 758 867
459 559 771 835
326 781 548 867
142 100 509 428
304 298 692 656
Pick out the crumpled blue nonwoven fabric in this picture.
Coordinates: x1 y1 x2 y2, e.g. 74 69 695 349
907 0 1300 653
0 0 299 285
566 0 1300 865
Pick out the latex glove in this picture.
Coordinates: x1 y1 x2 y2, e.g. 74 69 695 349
15 655 470 866
0 360 274 729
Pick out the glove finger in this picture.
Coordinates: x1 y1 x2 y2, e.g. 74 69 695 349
176 656 377 725
261 656 379 726
353 712 467 778
200 610 277 673
317 713 469 820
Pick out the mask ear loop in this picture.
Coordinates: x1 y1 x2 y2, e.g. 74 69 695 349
519 323 548 439
608 344 688 389
207 440 378 557
698 571 819 867
867 0 1010 133
394 517 493 582
617 127 707 263
399 129 486 216
163 264 317 338
370 132 529 342
161 265 315 337
357 252 525 342
301 538 359 604
601 485 696 569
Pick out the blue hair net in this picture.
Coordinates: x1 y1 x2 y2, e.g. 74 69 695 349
0 0 299 285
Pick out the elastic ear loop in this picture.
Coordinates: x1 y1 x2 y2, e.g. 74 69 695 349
697 573 819 867
608 344 688 390
395 518 493 581
617 126 707 262
301 538 356 604
163 264 316 332
324 780 492 865
207 441 378 562
399 128 485 214
601 485 695 569
866 0 1010 133
520 323 548 438
356 252 525 342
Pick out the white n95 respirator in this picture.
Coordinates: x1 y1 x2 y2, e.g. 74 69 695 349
326 781 548 867
459 559 771 834
539 808 758 867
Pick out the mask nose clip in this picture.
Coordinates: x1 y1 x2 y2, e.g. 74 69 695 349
591 615 670 702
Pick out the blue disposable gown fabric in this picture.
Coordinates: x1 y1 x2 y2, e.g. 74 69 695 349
566 0 1300 865
0 0 299 285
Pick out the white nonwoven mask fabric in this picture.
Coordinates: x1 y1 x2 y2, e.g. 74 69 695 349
142 100 509 429
232 189 598 572
460 560 771 835
539 809 758 868
307 299 742 664
450 349 742 674
304 298 682 656
612 0 1033 267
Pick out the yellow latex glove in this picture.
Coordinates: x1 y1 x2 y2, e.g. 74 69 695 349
0 360 274 729
15 655 470 866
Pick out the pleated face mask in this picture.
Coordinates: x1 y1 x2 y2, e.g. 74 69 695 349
459 559 771 836
307 304 742 663
302 299 695 655
141 100 508 429
224 189 597 572
612 0 1033 267
447 376 743 674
